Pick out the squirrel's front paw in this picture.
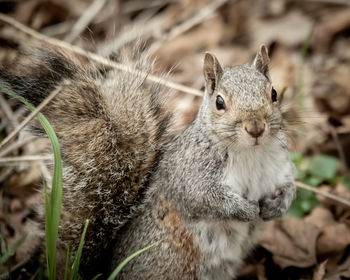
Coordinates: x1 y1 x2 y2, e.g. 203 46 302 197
259 191 286 221
236 200 259 222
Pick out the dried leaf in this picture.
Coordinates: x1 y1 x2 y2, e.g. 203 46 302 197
259 217 321 268
312 10 350 53
313 260 327 280
325 254 350 280
251 11 312 49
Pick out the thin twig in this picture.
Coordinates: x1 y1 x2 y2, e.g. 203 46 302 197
0 155 53 164
0 137 35 158
149 0 229 54
329 126 350 182
0 166 15 182
0 13 203 97
0 119 9 131
39 162 52 189
296 181 350 208
0 93 18 130
99 6 165 54
64 0 107 43
336 127 350 134
41 20 74 37
0 84 65 150
122 0 170 13
294 0 350 5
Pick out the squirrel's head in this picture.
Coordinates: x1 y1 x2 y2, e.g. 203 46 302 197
203 45 283 148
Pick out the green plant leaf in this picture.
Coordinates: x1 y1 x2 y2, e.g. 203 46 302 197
64 245 71 280
70 220 89 280
36 266 44 280
296 169 307 181
107 240 163 280
300 194 320 212
0 85 63 280
306 155 340 181
290 152 303 167
303 176 322 187
91 274 103 280
287 202 305 218
337 176 350 190
0 234 26 265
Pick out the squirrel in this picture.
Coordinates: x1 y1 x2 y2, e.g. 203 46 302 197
110 45 297 279
0 44 296 279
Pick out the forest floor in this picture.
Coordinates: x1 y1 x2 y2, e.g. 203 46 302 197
0 0 350 279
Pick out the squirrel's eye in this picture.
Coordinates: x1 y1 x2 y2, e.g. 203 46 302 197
271 88 277 103
216 95 226 111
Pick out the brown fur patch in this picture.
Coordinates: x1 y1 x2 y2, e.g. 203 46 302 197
156 196 200 263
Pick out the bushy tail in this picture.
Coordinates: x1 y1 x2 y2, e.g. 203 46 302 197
0 46 173 276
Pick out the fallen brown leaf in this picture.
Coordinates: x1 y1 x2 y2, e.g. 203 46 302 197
313 260 328 280
325 253 350 280
312 9 350 53
259 217 321 269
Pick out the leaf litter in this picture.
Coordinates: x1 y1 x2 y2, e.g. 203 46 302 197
0 0 350 278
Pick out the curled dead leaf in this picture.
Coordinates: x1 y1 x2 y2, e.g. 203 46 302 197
313 259 327 280
259 217 321 269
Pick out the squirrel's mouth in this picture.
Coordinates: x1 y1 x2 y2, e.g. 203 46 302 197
254 138 260 146
245 136 263 147
249 138 260 147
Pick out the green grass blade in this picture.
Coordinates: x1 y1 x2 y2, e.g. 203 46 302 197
0 233 8 276
70 220 89 280
37 266 44 280
107 240 163 280
0 234 26 265
0 86 63 280
64 245 71 280
91 274 102 280
0 229 2 255
43 181 51 275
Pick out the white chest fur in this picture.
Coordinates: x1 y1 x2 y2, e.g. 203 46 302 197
192 140 294 279
224 142 293 201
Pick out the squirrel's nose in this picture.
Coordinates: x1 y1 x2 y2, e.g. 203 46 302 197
244 120 265 138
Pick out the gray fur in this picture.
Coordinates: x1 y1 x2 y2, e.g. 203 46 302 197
111 46 296 279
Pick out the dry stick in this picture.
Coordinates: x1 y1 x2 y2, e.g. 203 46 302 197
0 94 17 129
0 90 53 185
40 162 53 189
0 136 35 158
336 126 350 134
329 127 350 181
296 181 350 208
41 20 74 37
0 155 53 164
99 4 166 54
0 13 203 97
149 0 229 54
122 0 168 13
0 84 65 150
0 166 15 182
64 0 107 43
301 0 350 5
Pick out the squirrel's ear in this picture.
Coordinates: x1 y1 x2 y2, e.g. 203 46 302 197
203 52 223 95
253 45 270 78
